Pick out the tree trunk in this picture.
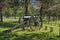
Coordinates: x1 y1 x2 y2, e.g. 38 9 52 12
58 15 60 20
52 15 55 21
24 0 28 16
48 15 50 23
0 13 3 22
52 14 56 21
39 5 43 28
0 2 3 22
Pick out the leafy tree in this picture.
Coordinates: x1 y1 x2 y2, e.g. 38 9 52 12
0 0 4 22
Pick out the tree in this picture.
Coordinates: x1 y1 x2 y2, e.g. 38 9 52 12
34 0 57 28
24 0 29 16
0 0 4 22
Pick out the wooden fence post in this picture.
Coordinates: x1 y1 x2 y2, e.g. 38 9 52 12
50 26 53 32
45 26 47 30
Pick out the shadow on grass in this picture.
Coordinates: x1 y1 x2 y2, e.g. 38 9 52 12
0 21 19 28
0 32 59 40
10 21 19 24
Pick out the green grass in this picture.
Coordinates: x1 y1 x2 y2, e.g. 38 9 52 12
0 32 59 40
0 18 60 40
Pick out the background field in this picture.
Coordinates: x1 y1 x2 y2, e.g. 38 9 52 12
0 18 60 40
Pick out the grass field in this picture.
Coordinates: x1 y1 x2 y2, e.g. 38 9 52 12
0 18 60 40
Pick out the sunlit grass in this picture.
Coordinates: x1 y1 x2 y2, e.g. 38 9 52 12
0 18 60 40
